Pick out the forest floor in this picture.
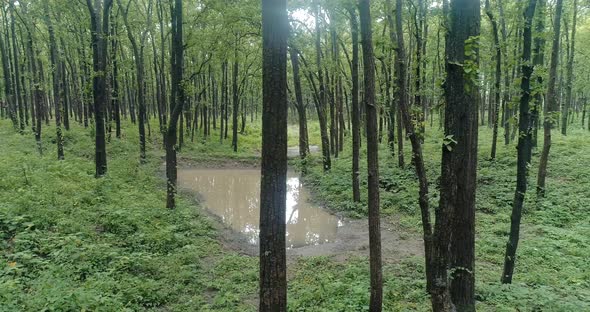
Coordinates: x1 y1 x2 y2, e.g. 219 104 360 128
1 120 589 311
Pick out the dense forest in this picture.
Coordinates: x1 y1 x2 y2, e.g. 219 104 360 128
0 0 589 311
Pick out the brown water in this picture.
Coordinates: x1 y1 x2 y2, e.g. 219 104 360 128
178 168 342 248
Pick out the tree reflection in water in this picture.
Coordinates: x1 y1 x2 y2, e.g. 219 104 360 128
178 168 342 248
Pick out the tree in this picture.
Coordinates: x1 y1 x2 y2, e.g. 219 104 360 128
442 0 481 309
486 0 502 160
259 0 288 310
359 0 382 310
348 5 361 203
118 0 154 163
86 0 114 177
166 0 184 209
44 1 65 160
9 0 25 133
502 0 538 284
289 48 310 160
537 0 563 196
561 0 577 136
314 0 331 171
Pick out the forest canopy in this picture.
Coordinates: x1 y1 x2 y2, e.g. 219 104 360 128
0 0 589 311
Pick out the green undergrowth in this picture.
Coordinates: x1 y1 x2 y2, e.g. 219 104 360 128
0 120 258 311
302 124 590 310
1 119 588 311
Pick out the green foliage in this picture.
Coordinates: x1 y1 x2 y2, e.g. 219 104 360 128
1 117 589 311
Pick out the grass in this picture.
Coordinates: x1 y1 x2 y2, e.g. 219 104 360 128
1 118 589 311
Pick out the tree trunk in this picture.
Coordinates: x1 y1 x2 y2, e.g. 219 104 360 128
232 41 239 152
166 0 184 209
45 1 65 160
348 6 361 203
290 48 310 160
9 1 25 132
537 0 563 196
444 0 481 309
486 0 501 160
359 1 382 310
531 0 546 148
87 0 113 177
315 1 331 171
259 0 288 310
502 0 538 284
561 0 577 136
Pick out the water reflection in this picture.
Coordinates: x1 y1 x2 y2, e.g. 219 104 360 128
178 168 342 248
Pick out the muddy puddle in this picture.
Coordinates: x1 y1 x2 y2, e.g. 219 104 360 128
178 168 343 248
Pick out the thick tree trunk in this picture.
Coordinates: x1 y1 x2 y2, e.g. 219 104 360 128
443 1 481 309
259 0 288 310
502 0 538 284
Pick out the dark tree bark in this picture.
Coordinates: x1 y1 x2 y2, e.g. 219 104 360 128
359 1 382 310
531 0 546 148
486 0 501 160
290 48 310 160
232 43 239 153
348 6 361 203
561 0 577 136
537 0 563 196
44 1 65 160
0 24 17 129
9 1 24 132
24 22 43 155
314 1 331 171
111 17 122 139
392 0 439 309
259 0 288 310
502 0 538 284
443 0 481 309
119 0 153 162
87 0 114 177
166 0 184 209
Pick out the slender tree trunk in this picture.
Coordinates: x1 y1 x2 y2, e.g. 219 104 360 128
502 0 538 284
392 0 438 309
561 0 577 136
87 0 113 177
531 0 546 148
44 2 65 160
166 0 184 209
290 48 310 160
537 0 563 197
9 1 25 132
232 43 239 152
359 1 382 310
348 6 361 203
315 1 331 171
486 0 501 160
